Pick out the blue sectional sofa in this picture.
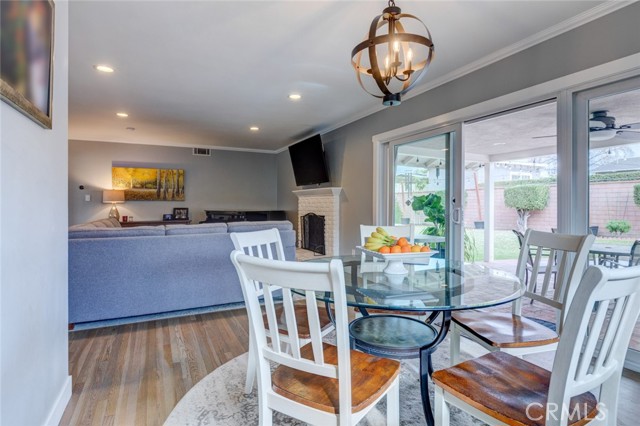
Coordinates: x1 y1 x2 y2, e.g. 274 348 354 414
68 218 295 324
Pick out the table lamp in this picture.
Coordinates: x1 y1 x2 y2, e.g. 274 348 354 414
102 190 125 220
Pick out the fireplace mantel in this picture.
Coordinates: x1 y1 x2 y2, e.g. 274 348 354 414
293 187 343 198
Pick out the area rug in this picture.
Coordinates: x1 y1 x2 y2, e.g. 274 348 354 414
164 338 491 426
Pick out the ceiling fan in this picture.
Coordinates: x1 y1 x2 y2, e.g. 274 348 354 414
533 110 640 141
588 110 640 141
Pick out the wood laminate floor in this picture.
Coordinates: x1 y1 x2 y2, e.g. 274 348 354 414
60 308 640 426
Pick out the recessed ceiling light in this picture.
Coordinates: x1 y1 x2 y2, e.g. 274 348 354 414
94 64 114 73
116 112 128 118
250 126 259 131
493 142 506 146
288 93 301 101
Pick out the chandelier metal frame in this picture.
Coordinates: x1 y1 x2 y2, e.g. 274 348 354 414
351 0 435 106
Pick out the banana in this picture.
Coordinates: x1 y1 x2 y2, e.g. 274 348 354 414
376 227 390 237
370 232 387 240
364 242 384 250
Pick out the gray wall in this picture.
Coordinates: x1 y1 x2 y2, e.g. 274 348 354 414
1 2 70 425
277 2 640 254
69 140 279 225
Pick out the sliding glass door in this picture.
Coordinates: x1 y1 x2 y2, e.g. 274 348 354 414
575 77 640 364
388 125 463 263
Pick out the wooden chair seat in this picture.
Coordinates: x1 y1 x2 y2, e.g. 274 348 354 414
273 342 400 414
266 301 334 339
432 351 598 426
452 311 558 348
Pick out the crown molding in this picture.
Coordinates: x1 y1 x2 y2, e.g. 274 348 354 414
314 1 633 140
70 138 277 155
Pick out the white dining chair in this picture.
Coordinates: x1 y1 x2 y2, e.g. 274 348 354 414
230 251 400 425
450 230 594 363
230 228 334 394
434 264 640 426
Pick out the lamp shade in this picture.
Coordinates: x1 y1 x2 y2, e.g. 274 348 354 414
102 190 125 204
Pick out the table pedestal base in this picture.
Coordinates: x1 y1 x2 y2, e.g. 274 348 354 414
349 312 452 426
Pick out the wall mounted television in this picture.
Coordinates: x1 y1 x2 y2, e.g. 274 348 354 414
288 134 330 186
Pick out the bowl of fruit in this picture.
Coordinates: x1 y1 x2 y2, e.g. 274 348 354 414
357 227 435 274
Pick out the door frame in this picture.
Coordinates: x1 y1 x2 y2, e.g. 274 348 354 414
573 75 640 371
385 124 464 262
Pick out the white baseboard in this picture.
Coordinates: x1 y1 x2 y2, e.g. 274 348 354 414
45 375 72 426
624 349 640 373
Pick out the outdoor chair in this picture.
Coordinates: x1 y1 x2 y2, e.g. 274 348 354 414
434 264 640 426
230 228 334 394
450 230 594 363
230 251 400 425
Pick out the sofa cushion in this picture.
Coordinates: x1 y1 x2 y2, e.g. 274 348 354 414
227 220 293 232
68 226 165 239
165 223 228 235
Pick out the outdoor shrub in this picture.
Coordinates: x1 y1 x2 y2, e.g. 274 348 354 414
504 184 550 232
634 184 640 206
606 220 631 236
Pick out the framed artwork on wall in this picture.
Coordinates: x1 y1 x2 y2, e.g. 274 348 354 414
0 0 55 129
112 167 185 201
173 208 189 220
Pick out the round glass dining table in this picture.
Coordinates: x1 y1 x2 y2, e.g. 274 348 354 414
303 255 524 426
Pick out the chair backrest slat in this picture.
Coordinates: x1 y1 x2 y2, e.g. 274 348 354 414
548 266 640 426
231 252 350 401
514 229 595 333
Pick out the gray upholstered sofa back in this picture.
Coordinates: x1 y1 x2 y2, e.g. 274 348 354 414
68 221 295 324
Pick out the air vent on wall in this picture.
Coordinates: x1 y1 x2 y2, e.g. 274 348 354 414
192 148 211 156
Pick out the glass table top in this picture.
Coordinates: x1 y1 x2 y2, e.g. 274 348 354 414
303 256 523 312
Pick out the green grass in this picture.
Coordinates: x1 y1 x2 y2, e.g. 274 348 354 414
464 229 635 262
465 230 520 261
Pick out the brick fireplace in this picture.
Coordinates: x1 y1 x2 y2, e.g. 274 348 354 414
293 187 343 257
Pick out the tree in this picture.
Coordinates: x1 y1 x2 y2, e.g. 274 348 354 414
503 184 550 233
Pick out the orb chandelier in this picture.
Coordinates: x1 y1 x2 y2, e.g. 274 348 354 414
351 0 434 106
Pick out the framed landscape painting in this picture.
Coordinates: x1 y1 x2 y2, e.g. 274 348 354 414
112 167 185 201
0 0 55 129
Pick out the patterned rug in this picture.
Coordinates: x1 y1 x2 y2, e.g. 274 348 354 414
164 338 491 426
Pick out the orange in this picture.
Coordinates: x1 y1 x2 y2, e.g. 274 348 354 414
420 246 431 252
378 246 391 254
401 245 411 253
390 245 402 254
411 245 422 252
397 237 409 247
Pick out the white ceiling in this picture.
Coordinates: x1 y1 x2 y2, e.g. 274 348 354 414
68 1 624 153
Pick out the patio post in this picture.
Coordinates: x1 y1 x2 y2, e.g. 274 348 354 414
484 162 495 262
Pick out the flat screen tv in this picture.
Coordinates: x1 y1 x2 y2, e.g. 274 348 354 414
288 134 330 186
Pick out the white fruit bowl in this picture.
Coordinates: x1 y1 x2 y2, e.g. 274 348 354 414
356 246 435 274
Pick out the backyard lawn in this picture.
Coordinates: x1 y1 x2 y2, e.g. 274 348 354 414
464 228 635 262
